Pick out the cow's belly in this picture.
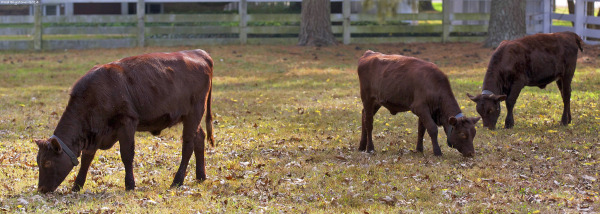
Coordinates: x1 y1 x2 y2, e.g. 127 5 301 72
527 74 559 88
375 89 413 115
136 112 184 135
380 102 410 115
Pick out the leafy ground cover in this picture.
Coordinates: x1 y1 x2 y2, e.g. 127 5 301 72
0 42 598 213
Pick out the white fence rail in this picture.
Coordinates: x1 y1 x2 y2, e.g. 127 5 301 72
0 0 599 50
550 0 600 44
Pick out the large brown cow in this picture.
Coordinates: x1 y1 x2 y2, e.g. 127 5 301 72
468 32 583 129
35 49 214 193
358 50 480 157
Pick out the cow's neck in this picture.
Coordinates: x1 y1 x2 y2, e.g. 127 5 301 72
482 69 503 95
52 110 83 158
439 93 462 128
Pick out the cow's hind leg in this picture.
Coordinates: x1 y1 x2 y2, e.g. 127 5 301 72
359 102 380 152
171 106 205 187
71 149 97 192
193 121 207 181
118 120 138 190
556 79 572 125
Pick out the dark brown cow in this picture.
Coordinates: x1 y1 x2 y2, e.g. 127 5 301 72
468 32 583 129
35 49 214 193
358 50 480 157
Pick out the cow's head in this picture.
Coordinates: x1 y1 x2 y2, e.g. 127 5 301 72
35 137 75 193
467 93 506 130
446 116 481 157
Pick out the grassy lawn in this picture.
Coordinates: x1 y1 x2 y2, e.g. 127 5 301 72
0 42 599 213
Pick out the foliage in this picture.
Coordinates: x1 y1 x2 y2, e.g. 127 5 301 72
363 0 401 24
0 43 599 213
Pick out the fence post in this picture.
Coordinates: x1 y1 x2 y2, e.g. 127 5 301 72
442 0 451 43
574 0 585 41
239 0 247 44
121 2 128 15
542 0 551 33
342 0 350 45
65 3 74 16
137 0 145 47
33 1 42 51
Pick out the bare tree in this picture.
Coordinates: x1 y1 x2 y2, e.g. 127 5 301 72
298 0 337 46
484 0 525 48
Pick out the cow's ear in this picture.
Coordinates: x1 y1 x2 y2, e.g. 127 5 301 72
33 139 46 148
466 93 480 102
494 95 507 102
49 138 63 154
470 117 481 124
449 116 458 126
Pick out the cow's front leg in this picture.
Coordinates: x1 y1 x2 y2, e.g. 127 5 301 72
71 149 97 192
504 87 523 129
414 109 441 156
118 123 137 191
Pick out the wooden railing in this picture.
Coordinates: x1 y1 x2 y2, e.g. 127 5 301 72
0 0 552 50
550 0 600 44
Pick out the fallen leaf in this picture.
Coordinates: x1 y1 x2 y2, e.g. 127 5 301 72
378 196 397 206
335 156 348 162
581 175 596 182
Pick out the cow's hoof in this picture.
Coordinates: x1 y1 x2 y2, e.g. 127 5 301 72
170 181 183 188
71 185 82 192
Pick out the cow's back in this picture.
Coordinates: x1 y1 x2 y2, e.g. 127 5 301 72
490 32 580 86
358 52 452 110
70 49 213 132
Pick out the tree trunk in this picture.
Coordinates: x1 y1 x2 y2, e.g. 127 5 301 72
419 1 435 11
298 0 337 46
568 0 574 26
484 0 526 48
568 0 574 14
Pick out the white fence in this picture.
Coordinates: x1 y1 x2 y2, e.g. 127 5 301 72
0 0 599 50
550 0 600 43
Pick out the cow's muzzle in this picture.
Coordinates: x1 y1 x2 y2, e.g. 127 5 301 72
462 151 475 158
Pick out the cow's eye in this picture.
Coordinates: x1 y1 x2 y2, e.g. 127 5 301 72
44 161 52 168
460 133 467 139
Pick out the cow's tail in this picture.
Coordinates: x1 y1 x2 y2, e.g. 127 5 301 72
575 34 584 52
205 81 215 147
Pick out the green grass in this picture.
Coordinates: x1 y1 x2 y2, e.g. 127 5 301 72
433 2 442 12
0 34 134 41
0 43 599 213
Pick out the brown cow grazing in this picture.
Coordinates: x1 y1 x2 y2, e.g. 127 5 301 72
34 49 214 193
358 50 481 157
468 32 583 129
